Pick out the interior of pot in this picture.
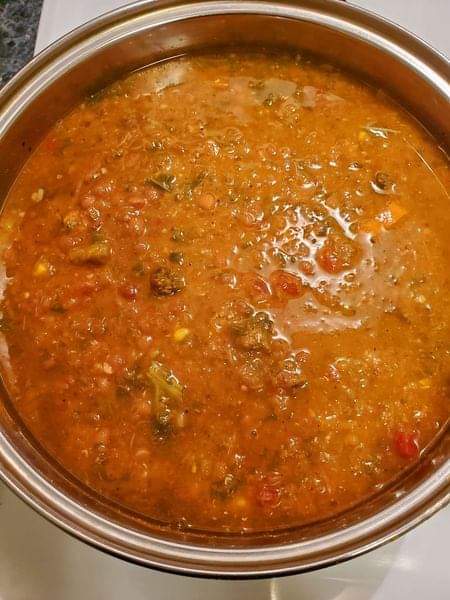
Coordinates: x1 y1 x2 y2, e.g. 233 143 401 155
0 0 448 575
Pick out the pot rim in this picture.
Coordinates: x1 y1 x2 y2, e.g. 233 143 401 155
0 0 449 578
1 430 448 578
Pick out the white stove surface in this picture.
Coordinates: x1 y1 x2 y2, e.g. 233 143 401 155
1 1 449 599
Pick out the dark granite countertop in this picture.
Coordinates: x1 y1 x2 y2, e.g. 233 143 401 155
0 0 43 87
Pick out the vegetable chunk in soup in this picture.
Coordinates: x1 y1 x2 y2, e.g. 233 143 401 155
0 52 449 533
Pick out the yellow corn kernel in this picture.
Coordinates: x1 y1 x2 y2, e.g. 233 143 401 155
2 218 15 232
31 188 45 203
358 130 369 142
173 327 190 343
232 495 248 510
33 259 53 277
63 210 81 230
418 378 431 389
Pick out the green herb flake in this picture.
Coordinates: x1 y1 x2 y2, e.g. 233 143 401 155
169 251 184 265
171 228 186 243
132 261 146 276
145 172 176 192
50 302 66 314
147 361 183 403
189 170 208 190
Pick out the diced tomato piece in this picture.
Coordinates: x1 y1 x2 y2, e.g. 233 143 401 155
257 472 282 508
393 431 420 459
316 235 357 274
299 259 315 276
270 269 304 298
242 273 271 302
316 244 345 274
257 484 281 508
76 281 102 297
118 284 137 300
43 136 59 153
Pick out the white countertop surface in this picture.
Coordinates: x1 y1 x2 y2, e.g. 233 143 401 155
1 1 449 599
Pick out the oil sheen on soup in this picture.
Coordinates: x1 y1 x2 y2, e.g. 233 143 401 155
0 52 449 533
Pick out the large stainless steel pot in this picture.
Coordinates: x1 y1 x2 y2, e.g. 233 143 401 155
0 0 448 578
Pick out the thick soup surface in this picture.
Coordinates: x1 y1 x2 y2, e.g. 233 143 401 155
0 53 449 532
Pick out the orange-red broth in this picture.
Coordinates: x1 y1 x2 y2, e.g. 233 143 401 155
0 52 449 532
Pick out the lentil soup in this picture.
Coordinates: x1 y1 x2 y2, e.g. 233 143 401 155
0 52 449 533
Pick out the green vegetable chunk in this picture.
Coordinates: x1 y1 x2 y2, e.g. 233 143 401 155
146 172 176 192
169 251 184 265
150 266 185 296
147 361 183 402
147 361 184 440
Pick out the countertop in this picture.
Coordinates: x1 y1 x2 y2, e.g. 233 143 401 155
0 0 43 87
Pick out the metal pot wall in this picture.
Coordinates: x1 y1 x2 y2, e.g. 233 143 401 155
0 0 448 578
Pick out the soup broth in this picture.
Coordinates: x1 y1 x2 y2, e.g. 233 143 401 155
0 52 449 532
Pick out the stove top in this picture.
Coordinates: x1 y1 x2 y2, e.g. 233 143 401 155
1 2 448 598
